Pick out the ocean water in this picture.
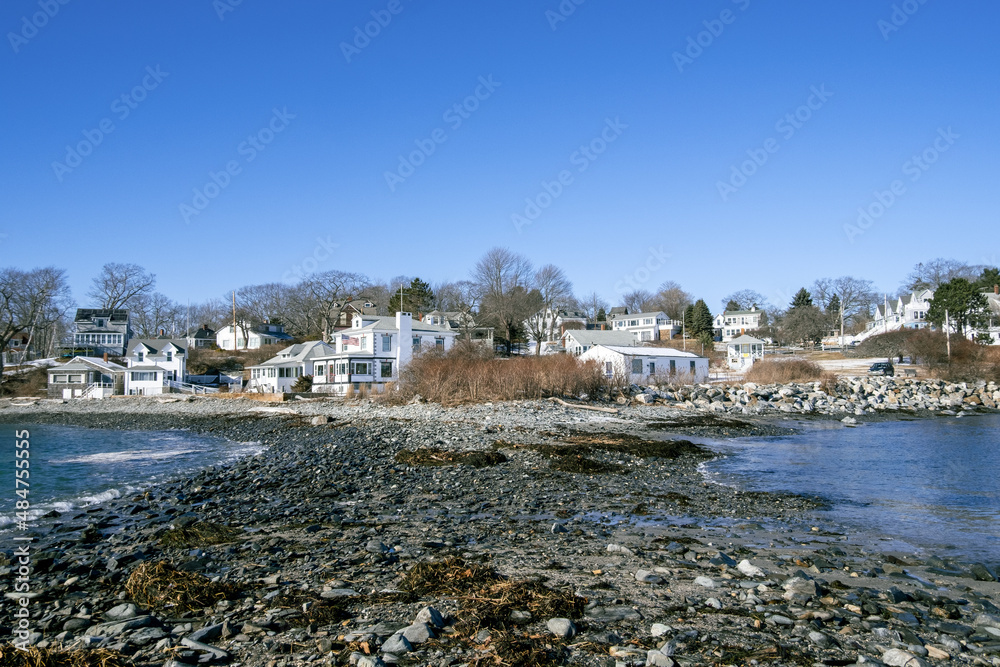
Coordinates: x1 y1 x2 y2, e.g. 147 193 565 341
700 413 1000 562
1 423 264 527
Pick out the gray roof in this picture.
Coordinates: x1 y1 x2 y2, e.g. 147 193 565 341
75 308 129 323
125 364 167 372
255 341 337 367
591 345 705 359
564 330 637 347
354 316 454 335
614 311 669 321
126 338 188 355
727 334 765 345
49 356 126 374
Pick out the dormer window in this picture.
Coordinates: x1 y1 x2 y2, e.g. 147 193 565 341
165 351 173 362
137 351 144 362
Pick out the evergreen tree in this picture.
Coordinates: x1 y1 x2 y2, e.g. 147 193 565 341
974 267 1000 292
927 278 989 336
724 299 741 312
691 299 714 337
826 294 841 315
683 303 695 334
388 278 435 315
596 307 606 322
791 287 813 309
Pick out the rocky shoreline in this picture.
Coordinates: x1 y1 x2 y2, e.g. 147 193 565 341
1 397 999 667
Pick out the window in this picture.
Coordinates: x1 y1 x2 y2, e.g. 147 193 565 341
130 372 156 382
380 361 393 378
669 360 676 374
381 334 392 351
315 364 325 376
165 351 172 362
53 374 68 383
648 362 655 375
351 361 371 375
361 336 367 350
413 336 420 350
631 358 642 373
68 374 83 383
136 351 144 362
690 360 696 373
435 337 445 350
605 362 613 376
337 362 349 375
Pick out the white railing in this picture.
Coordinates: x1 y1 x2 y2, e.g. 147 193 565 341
165 379 219 394
81 383 114 399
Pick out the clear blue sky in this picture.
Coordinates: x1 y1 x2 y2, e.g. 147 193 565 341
1 1 997 312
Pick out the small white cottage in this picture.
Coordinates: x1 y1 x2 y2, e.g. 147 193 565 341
726 334 765 370
579 345 709 383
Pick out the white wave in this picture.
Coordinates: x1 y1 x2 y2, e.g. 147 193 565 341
52 449 198 464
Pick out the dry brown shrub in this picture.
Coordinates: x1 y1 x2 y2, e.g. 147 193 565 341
123 561 240 611
384 348 605 405
744 359 831 384
0 646 130 667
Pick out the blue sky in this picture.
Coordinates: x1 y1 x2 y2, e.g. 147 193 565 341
1 1 997 312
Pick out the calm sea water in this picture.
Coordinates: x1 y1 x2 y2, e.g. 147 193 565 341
1 423 264 528
701 413 1000 563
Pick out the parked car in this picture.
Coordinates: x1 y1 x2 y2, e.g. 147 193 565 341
868 362 895 377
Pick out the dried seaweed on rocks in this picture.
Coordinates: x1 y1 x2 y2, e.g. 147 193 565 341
158 521 241 548
123 561 240 611
0 646 131 667
395 447 507 468
269 594 352 626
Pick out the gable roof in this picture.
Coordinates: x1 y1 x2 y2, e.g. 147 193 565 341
563 330 637 348
254 340 337 367
727 334 765 345
614 311 668 321
588 344 705 359
126 338 188 356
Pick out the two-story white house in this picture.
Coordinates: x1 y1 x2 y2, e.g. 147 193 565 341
124 339 188 396
216 322 294 350
421 310 494 346
713 307 764 342
312 312 457 395
246 340 337 394
609 311 679 342
865 290 934 337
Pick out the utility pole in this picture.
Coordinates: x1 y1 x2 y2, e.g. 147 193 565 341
945 309 951 361
232 291 237 352
839 292 845 350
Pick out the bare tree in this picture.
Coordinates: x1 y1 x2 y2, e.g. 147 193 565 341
132 292 181 337
187 298 230 332
720 289 767 312
621 289 653 314
901 259 981 293
653 281 692 320
302 270 371 342
523 264 574 354
579 291 609 322
472 247 535 355
0 267 72 381
87 263 156 310
812 276 877 343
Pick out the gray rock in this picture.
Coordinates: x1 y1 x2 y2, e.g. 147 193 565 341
130 627 168 646
737 559 765 578
585 606 642 622
808 631 829 647
62 617 91 632
381 632 412 654
882 648 928 666
645 650 676 667
84 615 156 638
180 637 228 660
187 622 223 643
311 415 332 425
546 618 576 639
693 576 715 588
401 623 434 644
782 575 817 602
414 606 444 628
321 588 361 598
650 623 671 637
104 603 139 621
635 569 662 584
365 540 389 554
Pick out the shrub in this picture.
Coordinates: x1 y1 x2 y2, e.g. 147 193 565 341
386 348 605 405
291 374 313 392
744 358 830 384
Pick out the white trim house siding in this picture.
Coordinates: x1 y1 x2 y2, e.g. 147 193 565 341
579 345 709 383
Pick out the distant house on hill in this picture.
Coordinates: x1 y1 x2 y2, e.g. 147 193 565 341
713 307 765 342
215 322 293 350
608 311 679 342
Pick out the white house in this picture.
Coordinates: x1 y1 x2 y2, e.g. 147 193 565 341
312 312 458 395
124 339 188 396
421 310 494 346
580 345 709 383
713 307 764 342
609 311 680 342
726 334 766 370
561 329 638 356
47 356 126 399
216 322 293 350
524 308 590 345
978 285 1000 344
247 340 337 394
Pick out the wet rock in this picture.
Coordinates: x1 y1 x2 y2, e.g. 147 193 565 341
547 617 576 639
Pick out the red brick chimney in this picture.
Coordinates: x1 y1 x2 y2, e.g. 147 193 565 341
103 352 108 363
995 284 999 295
